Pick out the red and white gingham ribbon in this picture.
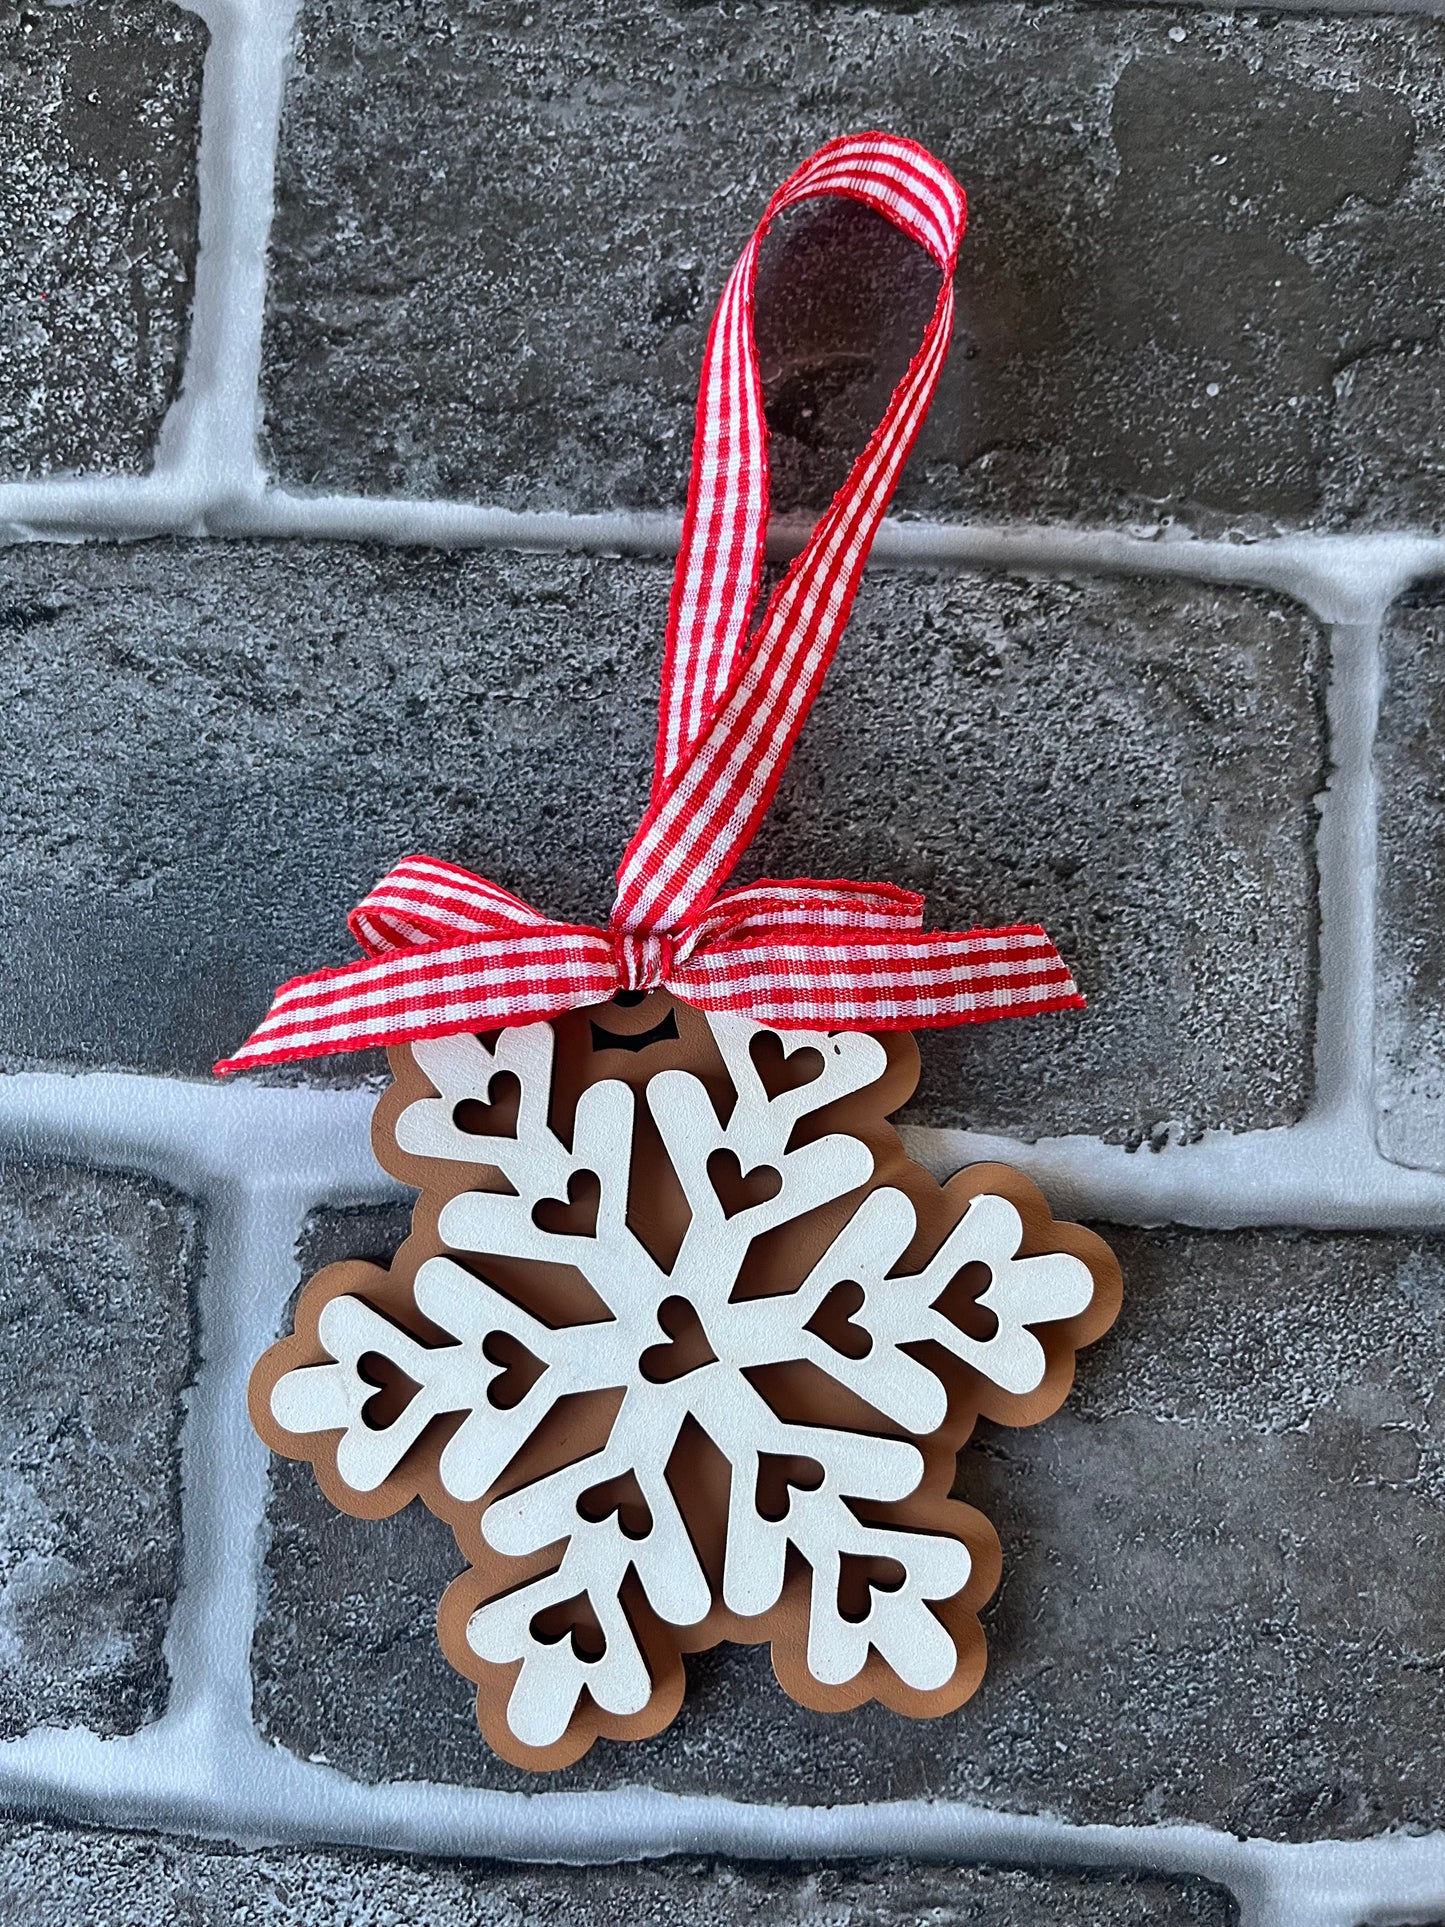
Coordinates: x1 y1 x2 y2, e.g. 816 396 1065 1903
216 132 1082 1075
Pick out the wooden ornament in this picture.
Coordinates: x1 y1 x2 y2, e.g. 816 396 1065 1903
250 992 1121 1770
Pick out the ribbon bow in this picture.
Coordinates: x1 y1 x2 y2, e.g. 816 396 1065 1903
216 132 1081 1076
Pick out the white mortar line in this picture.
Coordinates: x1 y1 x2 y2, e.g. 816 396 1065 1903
154 0 298 510
0 0 296 548
4 470 1445 622
1310 619 1385 1141
0 1071 391 1208
160 1182 314 1754
6 1068 1445 1231
1 1720 1444 1926
171 497 1445 629
901 1114 1445 1230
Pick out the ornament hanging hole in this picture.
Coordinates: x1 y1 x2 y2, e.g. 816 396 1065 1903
590 1008 680 1053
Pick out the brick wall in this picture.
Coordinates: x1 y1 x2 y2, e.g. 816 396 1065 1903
2 1 1444 1922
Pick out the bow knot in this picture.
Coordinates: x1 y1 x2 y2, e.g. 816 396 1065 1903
214 856 1081 1072
614 927 677 994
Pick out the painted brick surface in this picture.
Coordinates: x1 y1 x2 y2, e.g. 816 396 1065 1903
255 1219 1445 1842
0 543 1321 1139
0 0 204 479
1376 583 1445 1169
264 1 1444 532
0 1162 196 1738
0 1824 1239 1926
7 0 1445 1908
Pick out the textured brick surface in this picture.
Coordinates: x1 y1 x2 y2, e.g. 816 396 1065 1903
0 542 1321 1140
264 1 1444 532
1376 584 1445 1168
255 1221 1445 1840
0 1824 1239 1926
0 0 204 479
0 1162 196 1738
751 568 1323 1141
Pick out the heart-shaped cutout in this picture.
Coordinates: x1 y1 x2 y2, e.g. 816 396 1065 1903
754 1451 825 1522
482 1330 547 1410
531 1169 601 1238
932 1260 998 1343
639 1294 718 1383
577 1469 653 1540
749 1029 825 1099
707 1149 782 1219
357 1350 422 1431
452 1070 521 1138
804 1279 872 1360
529 1590 606 1662
837 1552 906 1623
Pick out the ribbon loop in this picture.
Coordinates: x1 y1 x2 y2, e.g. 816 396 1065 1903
617 132 965 940
648 134 963 803
216 133 1085 1079
348 856 553 955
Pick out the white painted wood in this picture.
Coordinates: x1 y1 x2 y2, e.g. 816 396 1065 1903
269 1011 1101 1747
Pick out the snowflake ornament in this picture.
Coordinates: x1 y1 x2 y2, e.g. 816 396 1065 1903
252 993 1120 1768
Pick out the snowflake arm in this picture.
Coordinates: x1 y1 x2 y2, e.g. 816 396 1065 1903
466 1394 714 1750
396 1028 573 1191
466 1550 654 1751
479 1394 712 1628
746 1186 1099 1425
645 1021 881 1319
738 1185 946 1429
902 1191 1097 1395
435 1073 669 1313
686 1364 966 1692
267 1256 618 1501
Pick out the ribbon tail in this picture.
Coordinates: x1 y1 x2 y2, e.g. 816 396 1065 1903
668 924 1083 1031
214 927 620 1075
683 877 927 952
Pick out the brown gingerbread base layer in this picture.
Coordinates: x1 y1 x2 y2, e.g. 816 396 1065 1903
250 993 1121 1770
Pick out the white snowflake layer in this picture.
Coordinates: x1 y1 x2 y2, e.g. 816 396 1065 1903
269 1015 1095 1750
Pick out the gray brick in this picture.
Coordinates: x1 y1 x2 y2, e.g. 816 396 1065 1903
0 1162 197 1737
754 569 1323 1141
264 2 1442 532
255 1223 1445 1841
1376 585 1445 1169
0 1823 1239 1925
0 0 204 479
0 542 1321 1141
